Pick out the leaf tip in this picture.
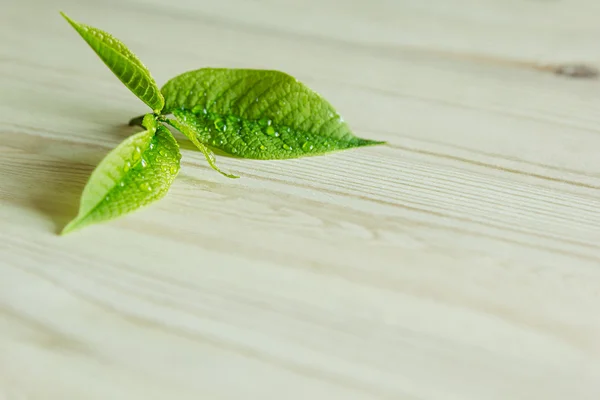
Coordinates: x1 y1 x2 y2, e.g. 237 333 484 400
358 139 387 147
59 11 75 25
59 219 80 236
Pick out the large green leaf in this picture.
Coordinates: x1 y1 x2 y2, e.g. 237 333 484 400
61 116 181 234
60 12 164 113
160 68 384 159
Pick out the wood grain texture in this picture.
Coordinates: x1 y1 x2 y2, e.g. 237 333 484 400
2 0 600 399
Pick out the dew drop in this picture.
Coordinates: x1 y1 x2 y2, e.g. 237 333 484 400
105 195 110 201
302 142 313 151
141 158 148 168
218 139 224 145
282 144 292 150
192 105 203 114
259 117 270 127
159 149 168 156
227 116 240 127
140 182 152 192
259 144 266 150
231 148 238 154
266 126 276 136
119 182 125 187
123 162 132 172
214 118 226 131
149 143 155 150
133 147 142 161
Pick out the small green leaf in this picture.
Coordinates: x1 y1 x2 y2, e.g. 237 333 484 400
165 113 239 179
160 68 384 159
60 12 164 113
61 120 181 234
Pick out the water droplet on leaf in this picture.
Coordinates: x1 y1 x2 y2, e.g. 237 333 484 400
170 165 178 174
259 145 266 150
302 142 314 151
140 182 152 192
214 118 226 131
282 144 292 150
266 126 276 136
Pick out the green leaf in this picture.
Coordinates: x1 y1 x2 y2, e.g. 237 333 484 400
61 116 181 234
160 68 385 159
165 114 239 179
60 12 164 113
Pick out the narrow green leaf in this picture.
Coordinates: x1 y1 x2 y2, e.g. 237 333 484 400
165 114 239 179
61 119 181 234
60 12 164 113
160 68 385 160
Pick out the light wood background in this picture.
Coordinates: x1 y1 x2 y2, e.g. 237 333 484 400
2 0 600 399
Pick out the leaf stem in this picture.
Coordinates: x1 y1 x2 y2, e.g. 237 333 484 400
164 118 239 179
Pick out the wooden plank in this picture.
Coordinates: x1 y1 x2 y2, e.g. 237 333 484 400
1 0 600 399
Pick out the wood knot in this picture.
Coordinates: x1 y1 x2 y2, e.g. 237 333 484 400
553 64 599 79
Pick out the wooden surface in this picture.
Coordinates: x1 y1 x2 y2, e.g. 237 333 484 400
2 0 600 399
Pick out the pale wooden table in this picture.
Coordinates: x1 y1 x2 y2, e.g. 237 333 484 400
2 0 600 399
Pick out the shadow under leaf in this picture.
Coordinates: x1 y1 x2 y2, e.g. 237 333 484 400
28 159 98 235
